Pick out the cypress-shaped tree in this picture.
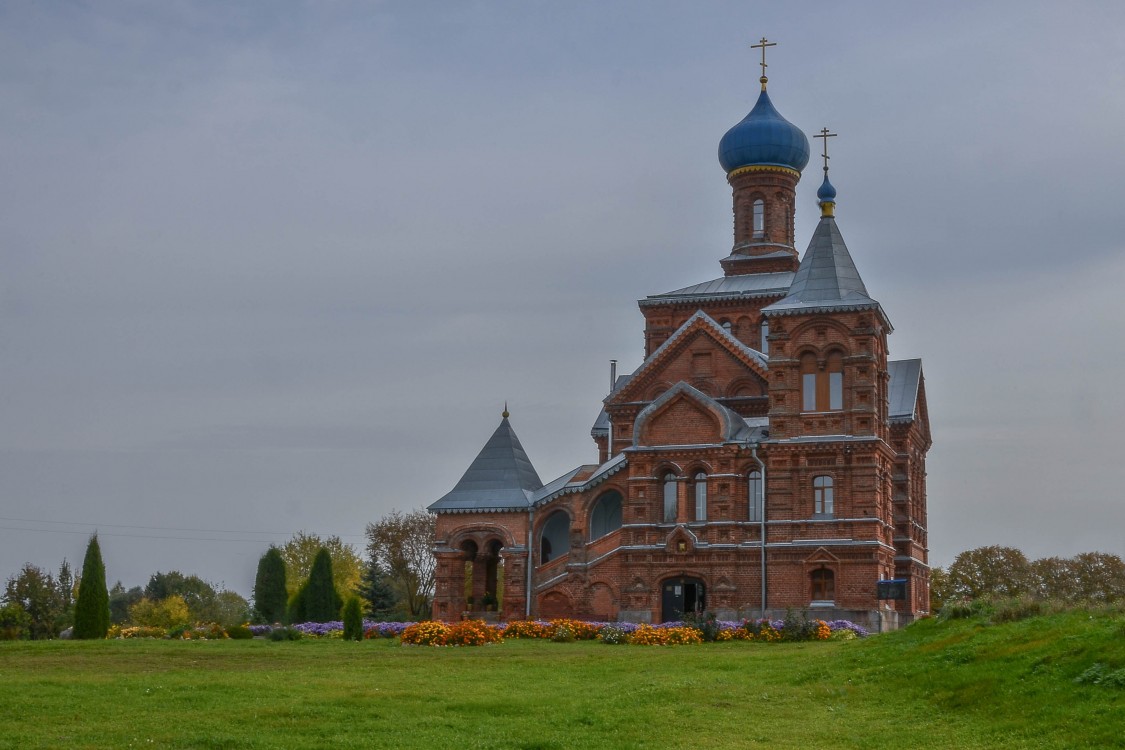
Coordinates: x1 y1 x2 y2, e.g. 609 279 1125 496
301 547 343 623
73 534 110 639
342 596 364 641
252 547 288 624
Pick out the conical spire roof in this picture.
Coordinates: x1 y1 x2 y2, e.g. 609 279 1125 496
762 215 890 327
428 415 544 512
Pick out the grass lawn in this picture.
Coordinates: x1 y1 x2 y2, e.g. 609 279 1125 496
2 611 1123 749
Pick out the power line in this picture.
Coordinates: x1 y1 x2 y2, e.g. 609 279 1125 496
0 515 366 539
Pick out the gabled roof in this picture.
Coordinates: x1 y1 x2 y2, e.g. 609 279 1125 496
428 417 544 513
591 374 634 437
640 271 794 307
532 453 628 508
632 382 755 446
762 216 892 330
888 358 923 422
607 310 767 403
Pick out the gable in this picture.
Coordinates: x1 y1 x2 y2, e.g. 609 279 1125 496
639 394 723 446
632 382 751 448
608 311 768 407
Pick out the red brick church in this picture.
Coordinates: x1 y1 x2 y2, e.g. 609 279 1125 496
428 45 931 631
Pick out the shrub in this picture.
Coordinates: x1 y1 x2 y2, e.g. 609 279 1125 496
550 623 575 643
444 620 502 646
684 612 721 642
342 597 364 641
227 625 254 640
400 621 450 646
627 624 703 645
129 595 191 630
502 620 551 639
364 622 410 639
742 619 783 641
598 625 629 644
548 619 601 640
0 603 31 640
267 626 303 641
253 547 288 624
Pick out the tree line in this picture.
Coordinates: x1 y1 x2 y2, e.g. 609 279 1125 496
1 509 435 640
930 546 1125 611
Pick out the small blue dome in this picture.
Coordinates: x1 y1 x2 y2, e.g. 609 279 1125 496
718 89 810 174
817 174 837 202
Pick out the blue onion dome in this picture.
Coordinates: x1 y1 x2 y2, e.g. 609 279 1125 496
817 173 837 202
718 89 811 174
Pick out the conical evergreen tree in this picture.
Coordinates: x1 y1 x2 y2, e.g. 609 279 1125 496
73 534 110 639
342 596 364 641
299 547 343 623
252 547 288 624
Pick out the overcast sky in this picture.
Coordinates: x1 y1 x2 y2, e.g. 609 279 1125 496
3 1 1124 598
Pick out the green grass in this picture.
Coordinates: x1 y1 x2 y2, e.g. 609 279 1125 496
2 611 1124 749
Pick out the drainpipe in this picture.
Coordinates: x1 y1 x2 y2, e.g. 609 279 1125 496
526 505 534 619
751 445 767 618
607 360 617 460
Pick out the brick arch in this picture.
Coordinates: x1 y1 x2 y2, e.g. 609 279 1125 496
448 524 519 551
725 375 766 398
538 590 572 620
588 582 616 621
788 317 853 344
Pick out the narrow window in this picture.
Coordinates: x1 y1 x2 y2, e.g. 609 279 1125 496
811 569 835 602
760 318 769 355
827 351 844 411
693 472 707 521
752 199 765 239
801 353 818 412
663 473 678 523
813 475 834 516
748 471 763 522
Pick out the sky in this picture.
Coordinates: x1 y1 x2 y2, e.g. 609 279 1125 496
2 1 1124 598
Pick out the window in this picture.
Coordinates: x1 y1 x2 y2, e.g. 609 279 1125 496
748 471 763 522
811 569 835 602
813 475 834 516
752 199 765 239
589 491 623 540
663 473 678 523
800 351 844 412
693 472 707 521
539 512 570 564
760 319 769 355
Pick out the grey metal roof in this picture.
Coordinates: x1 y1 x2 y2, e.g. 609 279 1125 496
532 453 628 507
428 417 544 513
608 310 767 401
641 271 794 306
762 216 891 329
888 358 922 421
591 374 634 436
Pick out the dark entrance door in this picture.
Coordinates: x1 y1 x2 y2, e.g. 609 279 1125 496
660 576 705 622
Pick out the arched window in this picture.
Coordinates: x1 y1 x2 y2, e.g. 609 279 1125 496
813 475 834 516
748 471 763 522
752 199 765 239
801 351 844 412
589 491 623 540
760 318 769 355
692 472 707 521
663 473 678 523
540 511 570 564
811 569 835 602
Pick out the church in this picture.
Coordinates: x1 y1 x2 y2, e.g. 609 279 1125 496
427 42 931 631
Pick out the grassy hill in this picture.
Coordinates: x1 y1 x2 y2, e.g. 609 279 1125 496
2 609 1123 749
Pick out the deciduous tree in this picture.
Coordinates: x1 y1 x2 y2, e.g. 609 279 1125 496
279 532 362 599
365 509 436 619
3 564 62 639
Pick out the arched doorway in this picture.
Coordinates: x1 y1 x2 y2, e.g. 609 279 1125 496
661 576 705 622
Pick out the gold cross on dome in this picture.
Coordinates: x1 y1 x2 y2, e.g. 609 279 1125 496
751 37 776 88
816 127 838 173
